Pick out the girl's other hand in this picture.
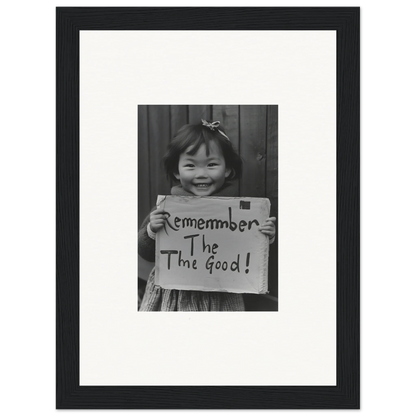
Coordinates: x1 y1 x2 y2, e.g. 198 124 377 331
149 208 170 233
258 217 276 239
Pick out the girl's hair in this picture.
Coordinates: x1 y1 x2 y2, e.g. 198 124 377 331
163 120 243 182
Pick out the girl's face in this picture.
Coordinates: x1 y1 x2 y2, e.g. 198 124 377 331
174 141 231 196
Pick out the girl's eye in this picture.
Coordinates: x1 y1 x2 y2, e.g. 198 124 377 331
208 163 218 167
184 164 194 168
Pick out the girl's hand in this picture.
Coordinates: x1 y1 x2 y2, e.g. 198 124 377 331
258 217 276 239
149 208 170 233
